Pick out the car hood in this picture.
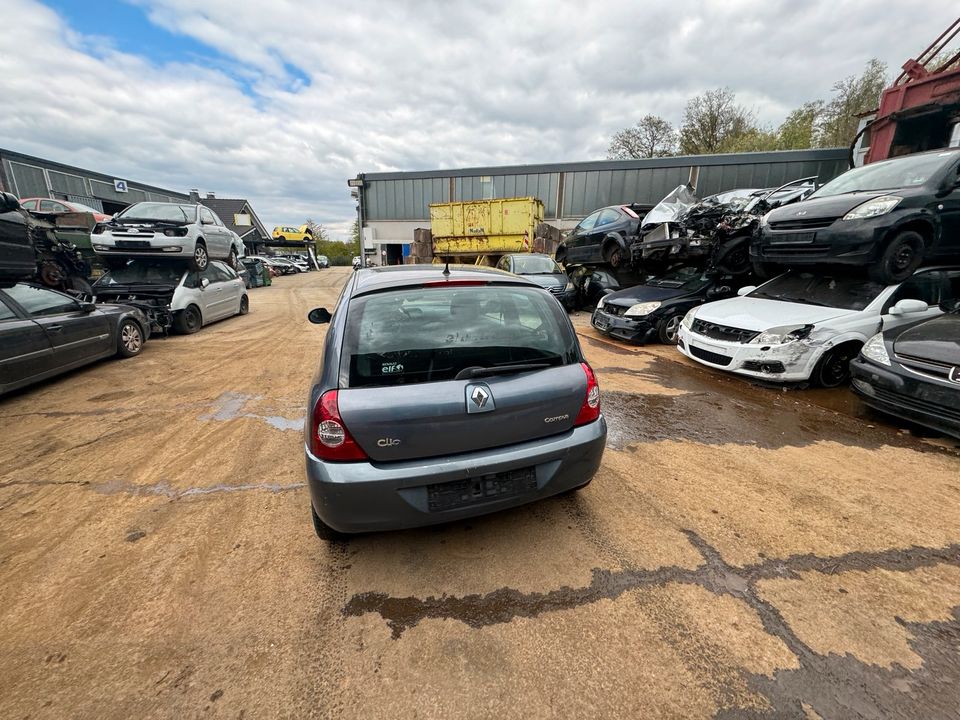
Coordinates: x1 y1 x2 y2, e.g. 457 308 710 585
519 273 566 289
693 296 855 331
604 284 691 306
892 314 960 366
767 191 889 221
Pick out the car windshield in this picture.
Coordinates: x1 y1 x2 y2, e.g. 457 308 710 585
811 152 957 197
93 260 186 287
342 285 579 388
748 272 885 311
645 266 713 291
510 256 562 274
117 203 195 222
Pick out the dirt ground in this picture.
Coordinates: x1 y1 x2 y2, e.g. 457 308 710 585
2 267 959 720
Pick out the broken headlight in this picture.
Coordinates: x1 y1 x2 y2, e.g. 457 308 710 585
842 195 902 220
625 301 661 317
749 324 813 345
681 307 697 330
860 332 890 366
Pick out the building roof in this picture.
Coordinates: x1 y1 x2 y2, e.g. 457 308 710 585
199 197 269 241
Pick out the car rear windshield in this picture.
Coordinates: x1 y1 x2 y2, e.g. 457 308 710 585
511 256 563 274
342 284 579 388
812 152 957 197
117 203 195 222
748 272 885 311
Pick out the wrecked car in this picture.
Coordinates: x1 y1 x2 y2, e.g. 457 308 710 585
850 297 960 439
636 179 816 276
676 266 960 387
555 203 653 268
0 282 150 396
592 266 749 345
92 259 248 335
754 148 960 284
0 191 94 295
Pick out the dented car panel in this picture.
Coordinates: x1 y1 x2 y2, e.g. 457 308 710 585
677 268 959 384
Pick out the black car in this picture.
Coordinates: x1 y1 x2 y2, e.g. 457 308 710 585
850 299 960 439
755 148 960 283
0 283 150 395
567 265 623 311
556 203 651 268
0 193 35 286
496 253 576 309
591 267 745 344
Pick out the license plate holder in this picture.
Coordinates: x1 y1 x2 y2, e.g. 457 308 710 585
427 467 537 512
116 239 151 249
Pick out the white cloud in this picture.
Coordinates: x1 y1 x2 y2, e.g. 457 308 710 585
0 0 956 237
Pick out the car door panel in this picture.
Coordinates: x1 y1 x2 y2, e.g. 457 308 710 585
0 305 56 391
34 311 113 364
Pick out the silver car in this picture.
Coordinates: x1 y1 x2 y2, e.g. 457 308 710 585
304 265 607 537
92 202 242 271
92 259 249 334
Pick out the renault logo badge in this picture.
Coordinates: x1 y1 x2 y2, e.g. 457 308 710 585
465 383 495 413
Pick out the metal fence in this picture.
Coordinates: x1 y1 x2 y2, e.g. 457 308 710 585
359 149 850 223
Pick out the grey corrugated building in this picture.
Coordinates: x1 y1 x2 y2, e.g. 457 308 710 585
0 147 188 214
353 148 850 260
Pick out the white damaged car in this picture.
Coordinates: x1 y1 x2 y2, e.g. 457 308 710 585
677 267 959 387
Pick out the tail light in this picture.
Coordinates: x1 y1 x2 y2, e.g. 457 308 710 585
574 362 601 426
309 390 368 462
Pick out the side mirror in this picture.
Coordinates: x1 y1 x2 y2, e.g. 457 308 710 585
0 191 20 213
79 302 96 313
308 307 332 324
737 285 757 297
889 298 928 315
200 277 210 290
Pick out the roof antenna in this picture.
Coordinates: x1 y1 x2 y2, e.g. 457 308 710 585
443 257 451 276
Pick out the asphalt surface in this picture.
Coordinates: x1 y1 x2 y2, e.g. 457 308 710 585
2 267 959 720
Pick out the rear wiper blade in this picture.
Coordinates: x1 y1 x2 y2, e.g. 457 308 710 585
454 363 550 380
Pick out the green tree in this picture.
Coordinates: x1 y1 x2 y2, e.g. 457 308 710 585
305 219 329 242
679 88 760 154
606 115 678 159
816 59 888 147
775 101 824 150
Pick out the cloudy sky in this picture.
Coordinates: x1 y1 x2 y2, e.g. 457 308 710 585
0 1 956 239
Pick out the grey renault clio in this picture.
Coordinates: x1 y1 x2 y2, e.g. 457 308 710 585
304 265 607 538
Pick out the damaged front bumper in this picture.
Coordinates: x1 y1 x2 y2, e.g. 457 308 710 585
591 307 658 344
633 224 713 264
93 287 175 334
676 325 823 382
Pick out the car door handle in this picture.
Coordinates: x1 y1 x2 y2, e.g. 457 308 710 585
46 325 63 332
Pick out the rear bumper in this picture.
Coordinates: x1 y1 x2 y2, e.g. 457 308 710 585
305 418 607 533
850 357 960 439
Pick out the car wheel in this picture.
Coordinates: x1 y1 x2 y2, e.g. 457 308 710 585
812 344 860 388
228 248 238 268
311 504 347 541
277 235 286 242
868 231 924 284
602 241 624 268
657 311 684 344
116 319 144 358
555 246 567 266
239 295 249 315
715 238 751 275
190 242 209 271
173 304 202 334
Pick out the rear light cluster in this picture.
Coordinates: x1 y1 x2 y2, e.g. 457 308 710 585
310 390 368 462
574 362 601 426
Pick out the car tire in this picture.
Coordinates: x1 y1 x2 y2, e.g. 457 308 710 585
190 242 209 271
657 311 685 345
277 235 286 242
173 304 202 334
116 318 144 358
228 248 238 268
715 237 751 275
602 240 624 268
311 504 347 541
811 343 860 388
555 245 567 266
868 230 925 284
239 295 249 315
